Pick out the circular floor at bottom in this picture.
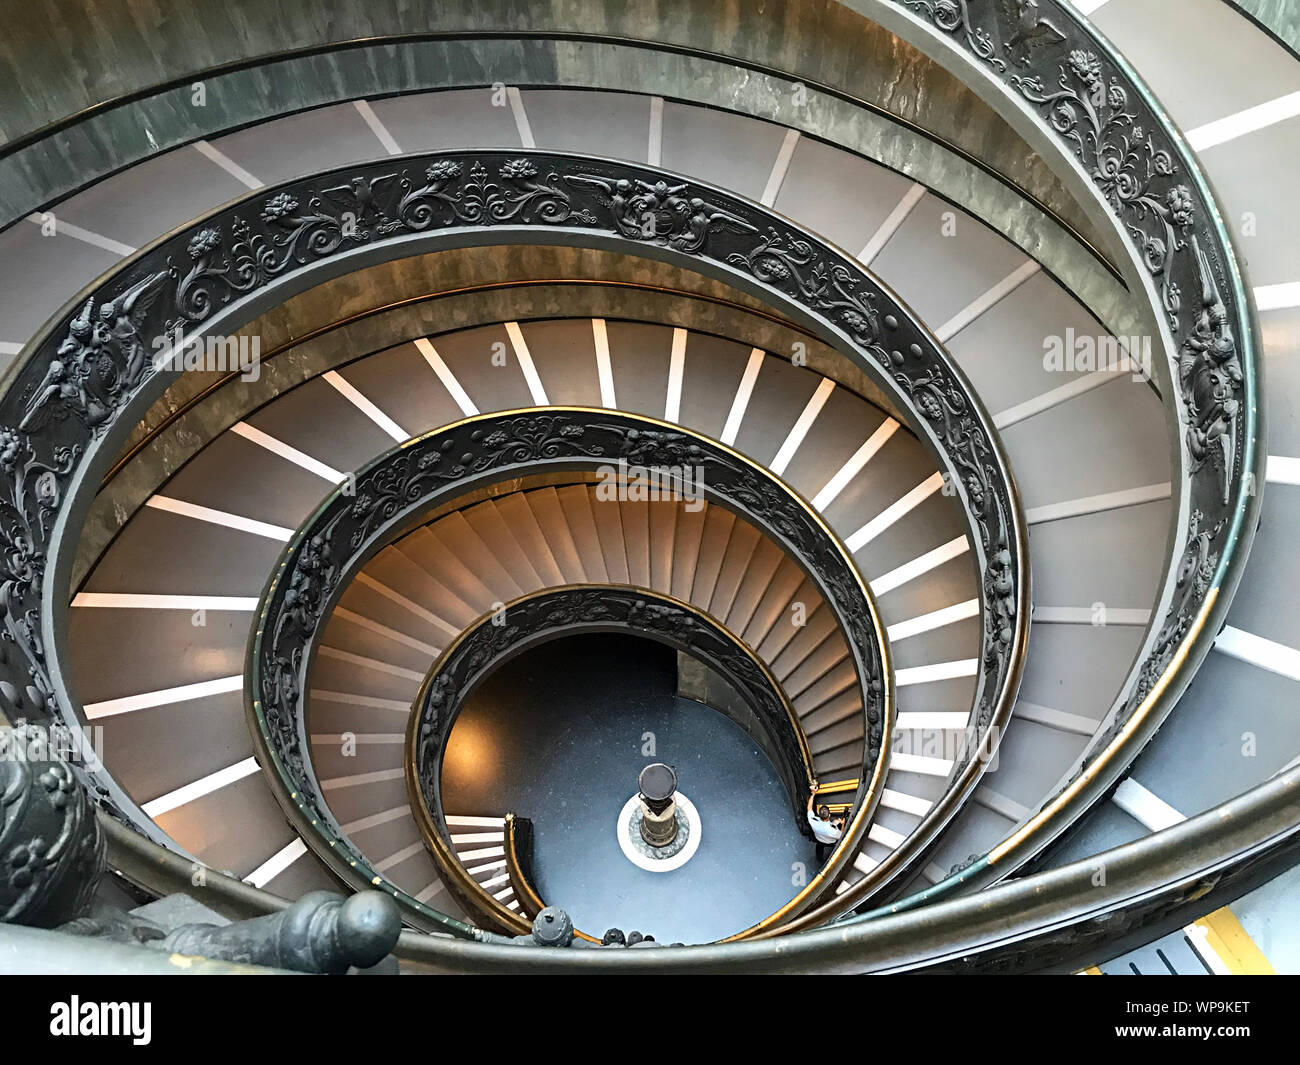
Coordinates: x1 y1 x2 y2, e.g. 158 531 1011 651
441 633 820 943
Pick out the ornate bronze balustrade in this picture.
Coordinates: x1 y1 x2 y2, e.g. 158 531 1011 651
0 148 1024 913
0 0 1262 965
249 408 891 933
823 0 1265 901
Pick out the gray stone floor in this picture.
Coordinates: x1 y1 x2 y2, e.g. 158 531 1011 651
441 633 820 943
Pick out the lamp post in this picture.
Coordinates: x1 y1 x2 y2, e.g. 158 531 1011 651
638 763 678 847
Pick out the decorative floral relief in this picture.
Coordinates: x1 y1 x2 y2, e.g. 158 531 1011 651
0 151 1019 847
895 0 1251 779
566 173 755 252
906 0 1008 71
1180 238 1242 505
1012 49 1190 333
728 229 883 351
21 271 172 434
1133 508 1224 707
0 430 77 727
1 726 104 926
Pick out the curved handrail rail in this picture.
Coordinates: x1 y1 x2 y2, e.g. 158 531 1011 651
389 762 1300 973
0 148 1024 915
822 0 1265 902
249 409 892 935
503 814 547 921
96 755 1300 973
403 582 818 935
14 2 1263 967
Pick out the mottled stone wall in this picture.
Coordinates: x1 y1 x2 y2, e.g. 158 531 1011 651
0 1 1097 249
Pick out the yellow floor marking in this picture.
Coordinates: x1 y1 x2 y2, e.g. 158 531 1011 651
1191 907 1275 975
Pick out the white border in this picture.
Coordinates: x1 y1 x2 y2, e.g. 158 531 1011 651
616 792 702 873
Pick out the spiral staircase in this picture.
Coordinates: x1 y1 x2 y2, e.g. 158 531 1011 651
0 0 1297 973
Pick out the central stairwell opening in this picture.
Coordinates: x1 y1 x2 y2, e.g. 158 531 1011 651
443 632 818 943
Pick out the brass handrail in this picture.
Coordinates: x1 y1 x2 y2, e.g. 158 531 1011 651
248 406 893 940
390 764 1300 973
93 759 1300 972
404 582 821 936
7 145 1021 942
503 814 547 921
0 147 1021 921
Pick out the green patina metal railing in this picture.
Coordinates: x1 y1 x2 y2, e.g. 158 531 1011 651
0 147 1025 927
0 0 1269 968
